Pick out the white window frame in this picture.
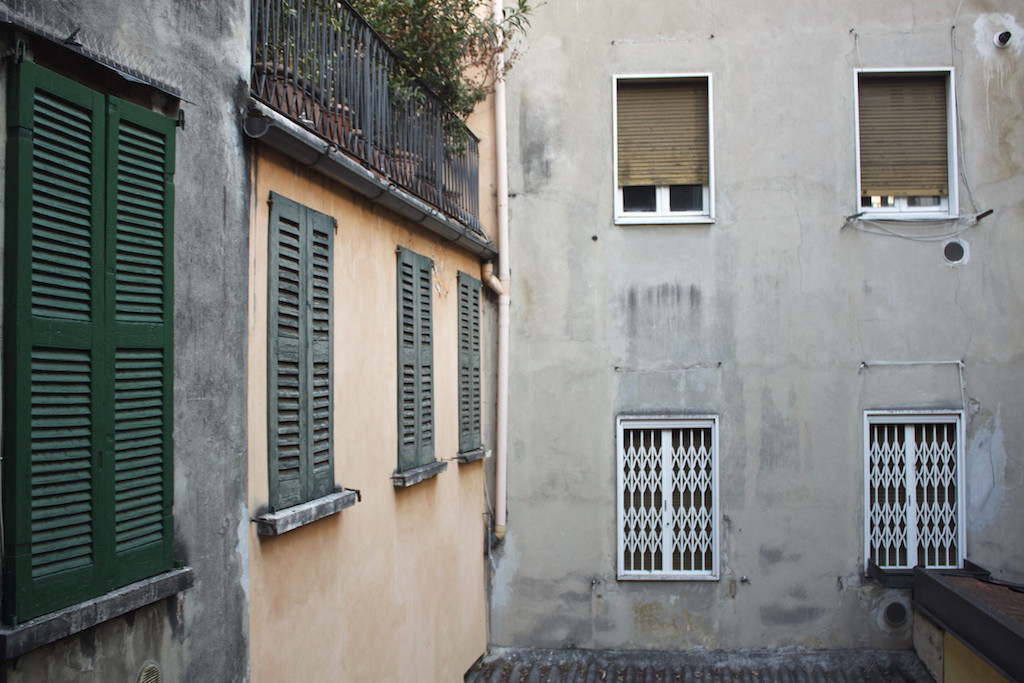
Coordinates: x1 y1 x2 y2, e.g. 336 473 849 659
613 74 715 225
854 68 958 220
616 415 719 581
863 410 966 571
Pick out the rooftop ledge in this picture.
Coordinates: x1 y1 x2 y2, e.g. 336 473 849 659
243 100 497 261
0 567 194 659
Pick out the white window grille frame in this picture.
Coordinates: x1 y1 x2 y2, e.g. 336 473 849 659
854 68 958 220
616 415 719 581
863 410 965 571
612 73 715 225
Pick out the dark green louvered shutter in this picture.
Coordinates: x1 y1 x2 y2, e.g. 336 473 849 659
108 96 176 583
457 273 481 453
2 62 175 624
396 247 434 471
268 193 334 511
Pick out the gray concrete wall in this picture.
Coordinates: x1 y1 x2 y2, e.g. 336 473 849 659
495 0 1024 651
0 1 250 680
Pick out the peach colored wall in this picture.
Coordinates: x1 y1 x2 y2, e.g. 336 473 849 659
247 144 489 682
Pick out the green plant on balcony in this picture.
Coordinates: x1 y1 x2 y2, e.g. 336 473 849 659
350 0 532 120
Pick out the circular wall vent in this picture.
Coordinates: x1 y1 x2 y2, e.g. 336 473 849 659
138 663 162 683
884 600 909 627
943 239 968 264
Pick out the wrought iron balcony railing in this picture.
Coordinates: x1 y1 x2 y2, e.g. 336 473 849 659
251 0 481 233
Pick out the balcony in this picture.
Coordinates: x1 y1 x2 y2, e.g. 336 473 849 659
250 0 482 236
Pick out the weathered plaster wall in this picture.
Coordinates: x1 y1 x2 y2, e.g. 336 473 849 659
246 146 488 682
495 0 1024 651
0 0 251 680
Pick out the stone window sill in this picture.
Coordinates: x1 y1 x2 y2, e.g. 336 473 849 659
254 489 361 536
392 461 447 487
0 567 194 659
456 448 486 464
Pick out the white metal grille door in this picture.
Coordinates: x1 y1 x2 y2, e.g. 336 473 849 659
618 417 718 579
866 414 962 569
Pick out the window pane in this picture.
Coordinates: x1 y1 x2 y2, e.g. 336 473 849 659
862 195 895 208
622 186 656 212
906 196 941 207
669 184 703 212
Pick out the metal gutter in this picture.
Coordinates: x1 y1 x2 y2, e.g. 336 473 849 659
244 99 498 261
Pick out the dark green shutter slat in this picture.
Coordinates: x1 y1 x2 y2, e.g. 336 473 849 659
114 117 169 323
30 348 94 578
113 349 165 551
30 89 96 322
268 193 334 510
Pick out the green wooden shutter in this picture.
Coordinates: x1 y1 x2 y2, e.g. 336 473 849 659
108 97 176 582
396 247 434 471
268 193 334 510
2 62 175 624
457 273 481 453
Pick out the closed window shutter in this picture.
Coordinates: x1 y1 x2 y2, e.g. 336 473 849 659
2 62 175 624
617 79 709 187
267 193 334 511
396 247 434 471
457 273 481 452
109 96 176 582
858 74 948 197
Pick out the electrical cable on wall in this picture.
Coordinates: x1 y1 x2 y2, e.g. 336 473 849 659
841 209 993 241
858 359 968 414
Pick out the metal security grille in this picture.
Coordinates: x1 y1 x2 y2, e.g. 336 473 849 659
617 417 718 580
866 414 962 569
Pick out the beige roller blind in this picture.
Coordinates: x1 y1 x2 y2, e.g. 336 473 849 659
617 79 709 187
859 74 948 197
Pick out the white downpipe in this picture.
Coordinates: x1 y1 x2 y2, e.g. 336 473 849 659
491 0 510 541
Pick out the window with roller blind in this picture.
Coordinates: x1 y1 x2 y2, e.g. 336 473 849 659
614 75 714 224
856 70 957 217
1 61 177 624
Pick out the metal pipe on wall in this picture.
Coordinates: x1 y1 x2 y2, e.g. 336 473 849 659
490 0 511 541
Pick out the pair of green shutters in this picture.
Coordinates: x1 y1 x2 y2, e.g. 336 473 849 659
2 62 176 623
396 249 483 472
267 193 335 510
267 218 479 498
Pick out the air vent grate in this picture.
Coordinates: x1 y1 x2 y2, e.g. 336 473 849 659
138 663 162 683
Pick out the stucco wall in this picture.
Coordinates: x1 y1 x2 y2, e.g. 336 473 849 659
246 146 488 682
0 1 251 680
495 0 1024 651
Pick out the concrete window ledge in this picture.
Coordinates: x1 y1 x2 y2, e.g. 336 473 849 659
456 448 486 464
392 461 448 488
0 567 194 659
254 489 360 536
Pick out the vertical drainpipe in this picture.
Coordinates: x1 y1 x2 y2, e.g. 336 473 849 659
490 0 510 541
